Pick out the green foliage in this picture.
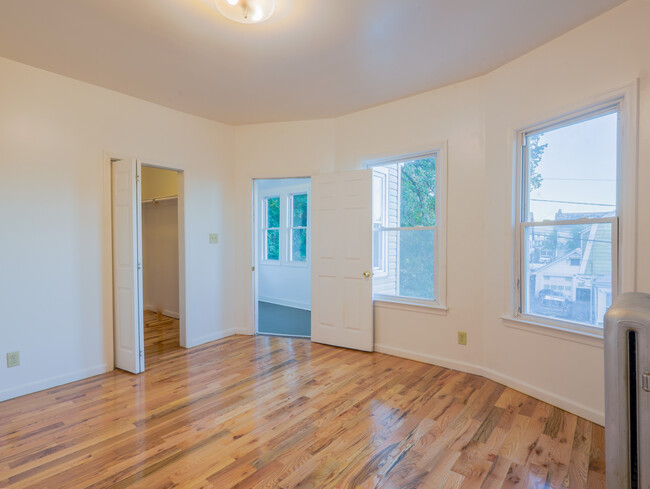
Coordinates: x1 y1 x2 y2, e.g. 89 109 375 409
398 158 436 299
528 134 546 192
266 197 280 260
267 197 280 228
399 158 436 227
292 194 308 227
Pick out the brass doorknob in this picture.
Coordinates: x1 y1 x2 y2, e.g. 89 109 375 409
363 271 372 278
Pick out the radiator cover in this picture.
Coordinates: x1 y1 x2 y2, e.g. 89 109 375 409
605 292 650 489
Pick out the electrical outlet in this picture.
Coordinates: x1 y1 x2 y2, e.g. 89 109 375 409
209 233 219 244
457 332 467 346
7 351 20 368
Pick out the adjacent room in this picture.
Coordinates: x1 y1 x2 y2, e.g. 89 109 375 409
255 178 312 338
141 166 182 364
1 0 649 488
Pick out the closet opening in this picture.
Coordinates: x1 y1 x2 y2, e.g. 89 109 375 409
253 178 311 338
141 165 182 366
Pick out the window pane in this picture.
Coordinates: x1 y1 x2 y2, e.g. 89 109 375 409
291 228 307 262
292 194 308 227
399 157 436 227
267 197 280 228
524 222 612 327
372 229 434 301
526 112 617 222
266 229 279 260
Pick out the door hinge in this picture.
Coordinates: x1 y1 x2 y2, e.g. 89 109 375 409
136 174 140 182
643 372 650 393
137 262 142 270
252 266 255 272
139 350 144 358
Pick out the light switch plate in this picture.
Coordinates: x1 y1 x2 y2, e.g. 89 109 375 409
7 351 20 368
209 233 219 244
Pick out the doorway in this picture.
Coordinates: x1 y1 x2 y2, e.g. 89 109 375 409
254 178 311 338
109 156 186 374
140 166 181 366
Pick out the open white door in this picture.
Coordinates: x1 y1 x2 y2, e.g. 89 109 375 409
311 170 373 351
111 158 144 374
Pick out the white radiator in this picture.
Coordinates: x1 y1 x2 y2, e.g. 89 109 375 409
605 292 650 489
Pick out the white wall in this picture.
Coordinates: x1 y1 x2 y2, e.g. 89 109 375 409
256 179 311 310
143 199 180 317
0 56 237 401
233 0 650 424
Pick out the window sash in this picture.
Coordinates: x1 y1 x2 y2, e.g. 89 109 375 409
288 193 308 263
263 196 280 262
517 217 618 331
372 226 440 305
520 104 619 224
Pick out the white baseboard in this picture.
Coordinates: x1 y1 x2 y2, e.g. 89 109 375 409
258 296 310 311
144 307 180 319
374 344 484 377
0 364 108 402
374 343 604 425
186 327 254 347
162 309 180 319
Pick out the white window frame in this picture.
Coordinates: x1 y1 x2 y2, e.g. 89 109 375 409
513 83 638 337
365 145 448 309
287 192 310 266
372 169 389 277
262 195 281 263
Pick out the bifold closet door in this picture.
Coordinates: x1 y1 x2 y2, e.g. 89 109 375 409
111 158 144 374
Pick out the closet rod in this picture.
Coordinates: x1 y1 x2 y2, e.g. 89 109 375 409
142 195 178 205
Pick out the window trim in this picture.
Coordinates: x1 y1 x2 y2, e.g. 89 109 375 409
365 144 448 309
513 82 638 336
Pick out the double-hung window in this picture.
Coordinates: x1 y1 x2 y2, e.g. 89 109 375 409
369 150 446 307
516 105 621 331
289 193 308 263
263 196 280 261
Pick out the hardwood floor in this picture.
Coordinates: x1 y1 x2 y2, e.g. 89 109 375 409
0 335 605 488
143 310 181 367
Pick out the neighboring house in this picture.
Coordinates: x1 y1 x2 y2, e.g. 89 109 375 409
529 213 613 325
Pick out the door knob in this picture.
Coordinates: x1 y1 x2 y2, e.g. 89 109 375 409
363 271 372 278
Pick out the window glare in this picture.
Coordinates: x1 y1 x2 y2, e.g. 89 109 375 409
527 111 617 222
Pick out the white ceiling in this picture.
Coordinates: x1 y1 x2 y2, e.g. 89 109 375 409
0 0 626 125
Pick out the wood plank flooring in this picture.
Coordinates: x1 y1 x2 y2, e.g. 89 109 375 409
0 335 605 488
143 310 180 367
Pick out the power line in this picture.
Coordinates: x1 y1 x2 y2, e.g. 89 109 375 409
530 198 615 207
542 178 615 182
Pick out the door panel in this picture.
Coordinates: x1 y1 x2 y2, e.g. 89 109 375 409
112 158 144 374
311 170 373 351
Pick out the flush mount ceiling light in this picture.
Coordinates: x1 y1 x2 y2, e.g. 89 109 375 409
214 0 276 24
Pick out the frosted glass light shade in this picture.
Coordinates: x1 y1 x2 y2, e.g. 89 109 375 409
214 0 276 24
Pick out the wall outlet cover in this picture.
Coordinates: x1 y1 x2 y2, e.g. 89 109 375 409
458 332 467 346
209 233 219 244
7 351 20 368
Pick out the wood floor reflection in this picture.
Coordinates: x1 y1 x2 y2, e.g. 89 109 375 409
0 335 605 488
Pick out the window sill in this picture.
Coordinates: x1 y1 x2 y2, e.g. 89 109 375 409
374 299 448 316
500 315 604 348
